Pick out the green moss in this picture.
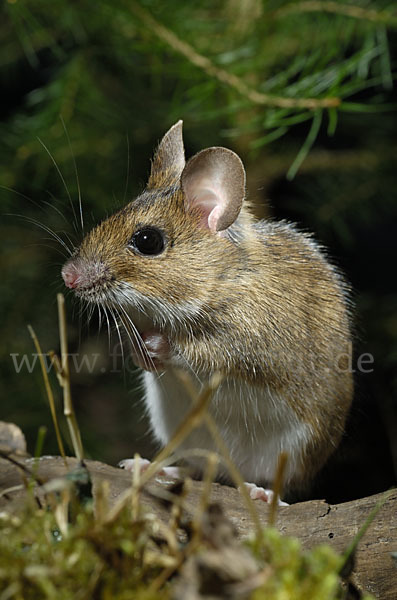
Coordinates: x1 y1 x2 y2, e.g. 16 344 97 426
249 529 340 599
0 496 375 599
0 503 169 599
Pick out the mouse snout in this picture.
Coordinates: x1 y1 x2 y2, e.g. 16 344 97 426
62 263 79 289
62 261 80 289
62 258 109 292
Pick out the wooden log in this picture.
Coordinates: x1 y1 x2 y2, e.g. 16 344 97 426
0 455 395 599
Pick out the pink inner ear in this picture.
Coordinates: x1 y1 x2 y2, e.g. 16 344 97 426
181 147 245 233
189 185 227 232
208 205 223 233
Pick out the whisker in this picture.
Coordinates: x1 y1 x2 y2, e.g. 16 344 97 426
1 185 73 231
62 231 76 255
42 194 70 225
115 286 152 323
60 115 84 233
115 307 141 354
26 241 69 260
102 304 112 352
83 300 96 328
77 300 83 348
114 303 142 350
1 185 46 213
37 136 79 234
75 300 89 346
7 213 73 256
116 302 158 373
108 305 125 370
177 352 203 387
97 302 103 336
123 133 130 204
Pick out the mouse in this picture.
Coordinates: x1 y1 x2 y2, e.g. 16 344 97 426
62 120 353 502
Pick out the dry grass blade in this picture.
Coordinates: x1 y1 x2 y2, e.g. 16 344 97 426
203 412 263 540
56 293 84 460
191 452 219 540
27 324 67 465
138 371 223 489
131 452 142 521
268 451 288 527
175 370 263 542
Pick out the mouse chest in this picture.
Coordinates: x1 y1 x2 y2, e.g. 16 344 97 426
142 370 311 483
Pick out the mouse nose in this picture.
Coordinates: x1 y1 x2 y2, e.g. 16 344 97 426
62 263 80 289
61 257 109 292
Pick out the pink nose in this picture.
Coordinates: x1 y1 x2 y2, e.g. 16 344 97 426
62 264 79 289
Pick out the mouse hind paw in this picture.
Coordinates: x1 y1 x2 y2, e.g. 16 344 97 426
118 457 181 480
244 482 289 506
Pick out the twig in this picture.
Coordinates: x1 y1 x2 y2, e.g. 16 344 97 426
28 325 67 465
129 1 340 110
57 293 84 460
275 1 397 28
0 484 25 500
0 450 43 483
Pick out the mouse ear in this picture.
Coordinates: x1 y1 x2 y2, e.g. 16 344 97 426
181 147 246 233
147 120 185 188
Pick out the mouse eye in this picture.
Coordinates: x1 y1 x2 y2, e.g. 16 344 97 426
130 227 166 256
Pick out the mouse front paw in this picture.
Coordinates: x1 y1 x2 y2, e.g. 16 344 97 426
130 330 170 371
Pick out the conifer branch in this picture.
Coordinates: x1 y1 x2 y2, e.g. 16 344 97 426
130 2 340 110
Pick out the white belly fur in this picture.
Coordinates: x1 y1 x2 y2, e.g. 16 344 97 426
143 369 312 486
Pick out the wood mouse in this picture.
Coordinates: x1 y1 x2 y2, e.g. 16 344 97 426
62 121 353 502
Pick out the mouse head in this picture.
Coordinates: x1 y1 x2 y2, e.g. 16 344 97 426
61 121 246 325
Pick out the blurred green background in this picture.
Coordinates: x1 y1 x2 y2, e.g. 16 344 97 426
1 0 396 502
